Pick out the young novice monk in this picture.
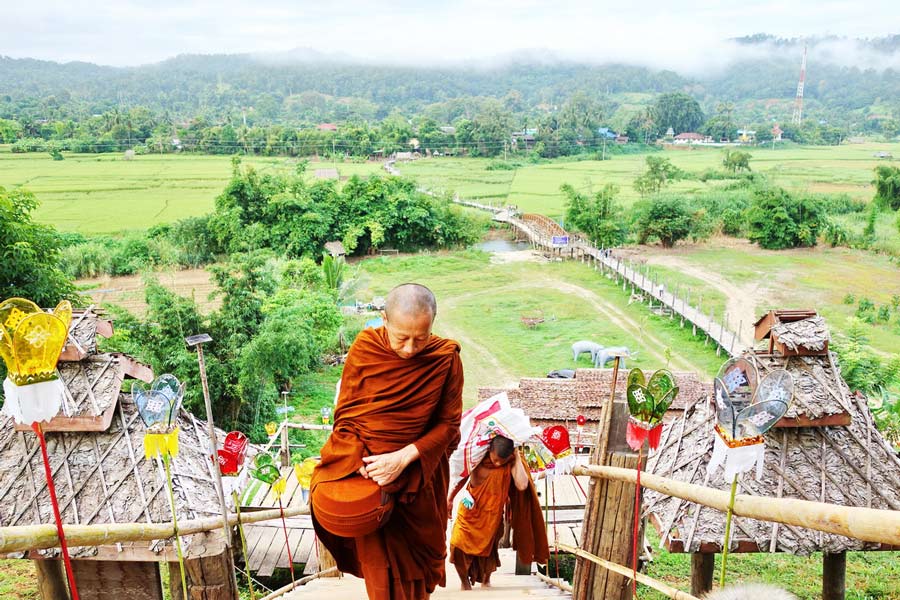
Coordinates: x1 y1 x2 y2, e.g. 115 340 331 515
448 435 547 590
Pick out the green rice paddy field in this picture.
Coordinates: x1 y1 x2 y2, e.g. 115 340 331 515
2 142 899 234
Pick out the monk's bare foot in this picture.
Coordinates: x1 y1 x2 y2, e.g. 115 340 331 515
460 581 473 591
481 581 492 588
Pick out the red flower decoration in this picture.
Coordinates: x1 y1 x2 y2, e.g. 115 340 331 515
541 425 573 459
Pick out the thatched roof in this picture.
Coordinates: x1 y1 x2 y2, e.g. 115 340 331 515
479 369 711 444
645 350 900 555
59 307 114 362
0 396 231 560
771 316 829 353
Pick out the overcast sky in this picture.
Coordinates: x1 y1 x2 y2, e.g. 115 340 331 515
3 1 899 73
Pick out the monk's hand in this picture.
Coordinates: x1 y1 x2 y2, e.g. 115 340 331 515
362 444 419 486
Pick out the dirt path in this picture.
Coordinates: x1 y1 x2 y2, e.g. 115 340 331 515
443 275 707 375
644 255 764 347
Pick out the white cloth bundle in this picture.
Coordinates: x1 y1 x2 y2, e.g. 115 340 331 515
449 392 539 492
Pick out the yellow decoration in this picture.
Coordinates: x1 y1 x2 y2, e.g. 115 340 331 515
144 429 180 460
265 422 278 436
293 457 319 490
272 477 287 500
0 299 72 386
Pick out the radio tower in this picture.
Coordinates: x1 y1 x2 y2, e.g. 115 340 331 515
791 45 807 125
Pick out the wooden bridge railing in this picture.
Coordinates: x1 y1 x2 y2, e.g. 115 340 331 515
476 205 745 357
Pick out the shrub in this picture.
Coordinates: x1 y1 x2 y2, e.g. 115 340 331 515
746 187 825 249
843 293 856 305
633 196 696 248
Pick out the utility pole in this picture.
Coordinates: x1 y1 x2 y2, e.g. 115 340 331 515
184 333 232 547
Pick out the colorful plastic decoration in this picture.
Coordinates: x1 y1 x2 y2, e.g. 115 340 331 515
707 361 793 481
218 431 255 599
133 374 185 459
540 425 576 476
623 368 678 597
134 374 187 596
625 369 678 451
0 298 72 424
218 431 249 476
293 457 319 503
706 358 793 588
320 405 333 425
265 421 278 436
0 297 78 600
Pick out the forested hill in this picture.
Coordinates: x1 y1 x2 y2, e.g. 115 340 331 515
1 34 899 128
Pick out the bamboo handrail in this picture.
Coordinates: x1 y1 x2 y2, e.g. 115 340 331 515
0 504 310 554
556 542 699 600
534 571 574 592
258 567 339 600
573 464 900 547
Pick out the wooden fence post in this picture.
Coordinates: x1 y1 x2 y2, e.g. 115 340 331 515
690 553 714 596
823 552 846 600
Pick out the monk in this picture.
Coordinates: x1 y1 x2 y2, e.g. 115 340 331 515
310 283 463 600
448 435 549 590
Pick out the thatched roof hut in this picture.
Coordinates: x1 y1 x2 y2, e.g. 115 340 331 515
644 311 900 596
0 308 240 599
479 368 712 440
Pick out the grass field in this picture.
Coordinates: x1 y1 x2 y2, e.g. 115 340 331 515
640 239 900 357
0 147 383 233
3 143 899 234
401 142 900 218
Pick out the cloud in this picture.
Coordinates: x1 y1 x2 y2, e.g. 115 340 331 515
1 0 899 75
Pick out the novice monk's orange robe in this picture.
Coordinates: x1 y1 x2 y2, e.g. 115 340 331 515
311 326 463 600
449 455 549 585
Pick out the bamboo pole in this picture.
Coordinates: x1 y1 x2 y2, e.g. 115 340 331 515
557 542 699 600
257 567 339 600
535 571 574 592
0 505 310 554
573 465 900 547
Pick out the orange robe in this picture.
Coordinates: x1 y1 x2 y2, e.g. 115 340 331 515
311 326 463 600
449 455 549 585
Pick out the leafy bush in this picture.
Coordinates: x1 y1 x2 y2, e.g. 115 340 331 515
877 305 892 323
873 165 900 211
562 182 627 248
833 319 900 394
632 196 698 248
818 194 867 215
843 293 856 305
746 187 825 249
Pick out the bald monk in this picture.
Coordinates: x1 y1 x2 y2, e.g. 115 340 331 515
310 283 463 600
448 436 548 590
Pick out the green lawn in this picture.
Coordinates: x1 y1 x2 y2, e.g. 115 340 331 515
354 249 724 403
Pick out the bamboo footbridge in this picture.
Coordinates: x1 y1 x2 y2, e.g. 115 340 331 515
454 198 745 357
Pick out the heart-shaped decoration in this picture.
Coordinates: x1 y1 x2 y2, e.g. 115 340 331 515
714 363 793 443
133 374 185 431
250 452 281 485
626 369 679 426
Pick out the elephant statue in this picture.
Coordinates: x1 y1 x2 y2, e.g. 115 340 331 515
572 341 604 363
593 346 638 369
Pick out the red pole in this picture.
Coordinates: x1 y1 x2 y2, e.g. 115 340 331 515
33 423 80 600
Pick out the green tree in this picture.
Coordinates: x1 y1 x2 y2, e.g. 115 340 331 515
652 92 705 135
0 186 76 306
746 187 826 249
633 196 695 248
873 165 900 210
633 155 682 196
722 149 752 173
561 183 626 248
701 103 737 141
